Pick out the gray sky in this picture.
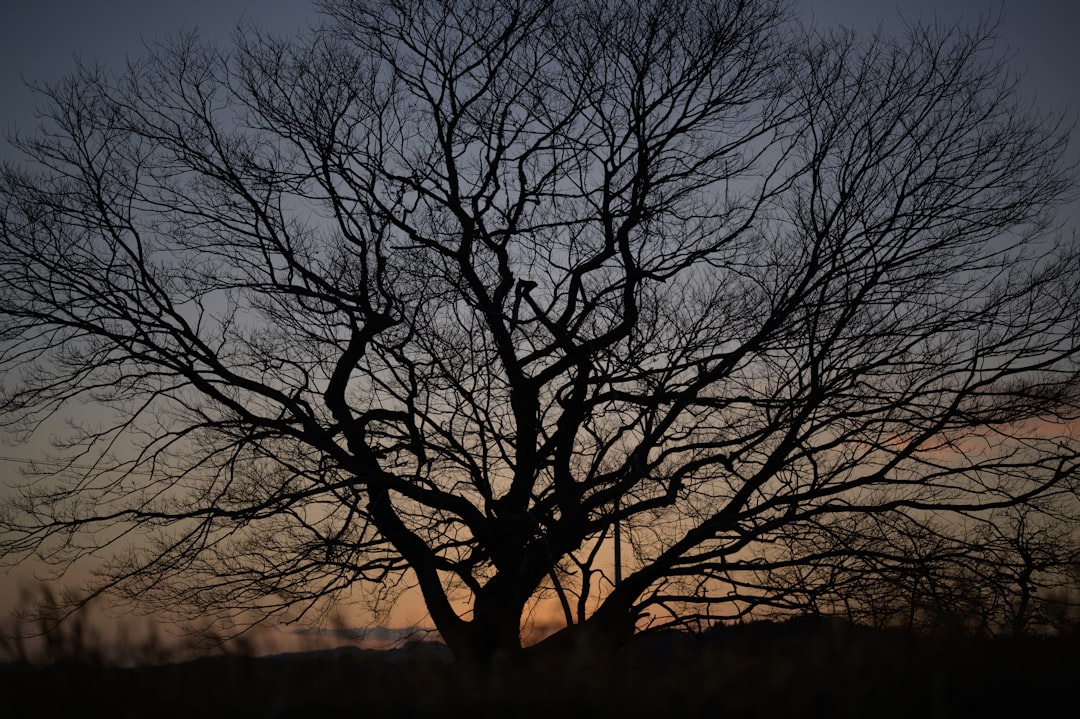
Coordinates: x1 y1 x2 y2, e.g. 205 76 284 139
1 0 1077 455
1 0 316 144
1 1 1077 146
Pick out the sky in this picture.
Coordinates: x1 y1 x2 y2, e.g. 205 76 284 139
1 0 1078 149
1 0 1079 636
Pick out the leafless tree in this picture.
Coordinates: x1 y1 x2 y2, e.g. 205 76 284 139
961 503 1080 635
748 499 1080 636
2 0 1078 664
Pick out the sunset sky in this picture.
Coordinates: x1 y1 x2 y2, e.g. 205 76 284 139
1 0 1079 634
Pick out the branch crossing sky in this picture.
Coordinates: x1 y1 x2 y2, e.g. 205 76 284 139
2 2 1078 157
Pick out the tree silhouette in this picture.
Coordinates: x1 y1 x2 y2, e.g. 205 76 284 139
753 499 1080 635
1 0 1078 664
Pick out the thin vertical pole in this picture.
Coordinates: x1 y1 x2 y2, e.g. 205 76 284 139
613 496 622 588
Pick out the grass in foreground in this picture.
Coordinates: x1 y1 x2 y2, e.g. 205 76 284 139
1 619 1077 718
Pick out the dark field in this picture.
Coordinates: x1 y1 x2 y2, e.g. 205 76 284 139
2 621 1077 718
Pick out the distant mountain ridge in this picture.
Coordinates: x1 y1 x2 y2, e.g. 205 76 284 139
285 625 439 645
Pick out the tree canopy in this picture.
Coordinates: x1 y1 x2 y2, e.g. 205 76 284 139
2 0 1079 663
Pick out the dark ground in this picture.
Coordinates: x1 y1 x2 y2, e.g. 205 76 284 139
2 620 1077 718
